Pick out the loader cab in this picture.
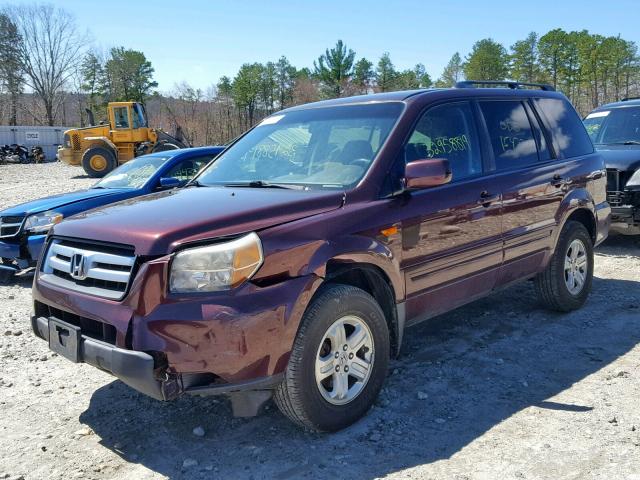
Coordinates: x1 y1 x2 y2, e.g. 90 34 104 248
108 102 150 146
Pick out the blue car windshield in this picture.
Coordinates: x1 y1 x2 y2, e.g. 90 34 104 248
195 103 404 189
94 155 170 189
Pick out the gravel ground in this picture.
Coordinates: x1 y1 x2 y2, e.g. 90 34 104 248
1 163 639 480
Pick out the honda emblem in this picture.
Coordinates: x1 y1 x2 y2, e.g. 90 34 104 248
70 253 87 280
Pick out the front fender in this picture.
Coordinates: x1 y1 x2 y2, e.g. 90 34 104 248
305 235 404 302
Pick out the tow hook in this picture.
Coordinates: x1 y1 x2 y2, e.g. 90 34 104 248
160 372 181 401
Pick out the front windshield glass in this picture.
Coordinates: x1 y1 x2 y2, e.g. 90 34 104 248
94 155 169 189
195 103 404 189
584 107 640 145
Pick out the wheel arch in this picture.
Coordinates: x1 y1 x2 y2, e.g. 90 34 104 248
554 188 598 248
323 261 403 357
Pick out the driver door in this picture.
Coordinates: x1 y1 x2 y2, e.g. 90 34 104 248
401 101 503 324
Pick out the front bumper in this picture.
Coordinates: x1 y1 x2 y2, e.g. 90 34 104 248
31 314 285 411
57 147 81 166
32 315 170 400
0 234 46 267
33 254 321 389
610 205 640 235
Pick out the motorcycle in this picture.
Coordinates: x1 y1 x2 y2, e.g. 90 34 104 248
29 145 45 163
0 144 36 164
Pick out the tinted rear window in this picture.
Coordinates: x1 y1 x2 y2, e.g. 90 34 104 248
479 100 539 170
534 98 594 158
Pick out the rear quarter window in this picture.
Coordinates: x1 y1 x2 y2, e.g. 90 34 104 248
534 98 594 158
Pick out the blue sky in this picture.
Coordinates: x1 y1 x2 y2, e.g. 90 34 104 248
50 0 640 92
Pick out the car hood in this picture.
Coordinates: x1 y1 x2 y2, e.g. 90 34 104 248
0 188 131 217
595 145 640 171
53 186 345 255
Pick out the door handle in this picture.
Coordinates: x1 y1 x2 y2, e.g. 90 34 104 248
587 170 604 180
478 191 500 206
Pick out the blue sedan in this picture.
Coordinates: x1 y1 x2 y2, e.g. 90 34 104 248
0 146 224 281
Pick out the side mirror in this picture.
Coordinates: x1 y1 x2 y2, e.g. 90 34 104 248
404 158 452 190
158 177 181 189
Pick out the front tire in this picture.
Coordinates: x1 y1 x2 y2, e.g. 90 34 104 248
274 284 390 432
535 221 594 312
82 147 116 178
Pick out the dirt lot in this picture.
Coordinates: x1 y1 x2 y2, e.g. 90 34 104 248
0 163 639 480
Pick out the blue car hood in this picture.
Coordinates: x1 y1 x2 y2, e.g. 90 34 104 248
596 145 640 172
0 188 132 217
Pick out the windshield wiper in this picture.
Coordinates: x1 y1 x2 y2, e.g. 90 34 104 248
606 141 640 145
223 181 304 190
186 179 206 188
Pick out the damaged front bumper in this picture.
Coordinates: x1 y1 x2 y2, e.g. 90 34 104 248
0 234 46 269
32 315 175 400
31 314 285 415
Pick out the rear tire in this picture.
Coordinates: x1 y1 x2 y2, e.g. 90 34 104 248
274 284 390 432
82 147 116 178
535 221 594 312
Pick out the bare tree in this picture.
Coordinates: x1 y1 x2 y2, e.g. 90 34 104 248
8 4 86 126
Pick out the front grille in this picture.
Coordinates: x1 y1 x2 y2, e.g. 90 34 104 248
34 300 117 345
0 215 23 238
71 134 80 151
606 169 633 207
40 238 135 300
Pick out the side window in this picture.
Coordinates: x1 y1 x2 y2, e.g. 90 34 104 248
479 100 539 170
131 109 140 129
113 107 129 129
524 102 552 161
406 102 482 181
534 98 594 158
165 156 211 183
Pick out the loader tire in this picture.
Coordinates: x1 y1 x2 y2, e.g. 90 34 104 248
82 147 116 178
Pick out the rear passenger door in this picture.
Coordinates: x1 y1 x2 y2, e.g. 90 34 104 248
401 101 503 323
477 99 567 286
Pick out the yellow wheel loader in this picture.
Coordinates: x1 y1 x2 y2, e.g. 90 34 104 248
57 101 188 177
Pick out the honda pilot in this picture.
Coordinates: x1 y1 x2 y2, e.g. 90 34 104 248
31 81 610 431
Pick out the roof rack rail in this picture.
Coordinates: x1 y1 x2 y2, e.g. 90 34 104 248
455 80 555 92
621 96 640 101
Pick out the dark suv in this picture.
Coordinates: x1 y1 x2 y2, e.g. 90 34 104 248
31 81 610 432
584 98 640 235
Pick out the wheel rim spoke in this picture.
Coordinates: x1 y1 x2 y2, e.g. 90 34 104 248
316 355 335 380
327 323 347 348
347 324 367 352
349 357 371 382
332 372 348 400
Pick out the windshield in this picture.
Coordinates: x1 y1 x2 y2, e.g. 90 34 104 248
195 103 404 189
584 107 640 145
94 155 169 189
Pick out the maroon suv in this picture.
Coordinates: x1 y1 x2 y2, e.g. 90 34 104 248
32 81 610 431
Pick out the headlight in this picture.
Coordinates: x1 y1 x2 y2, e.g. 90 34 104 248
23 211 63 234
63 134 71 148
169 232 263 293
627 168 640 188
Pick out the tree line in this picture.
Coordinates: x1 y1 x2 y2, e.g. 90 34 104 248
0 3 639 147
